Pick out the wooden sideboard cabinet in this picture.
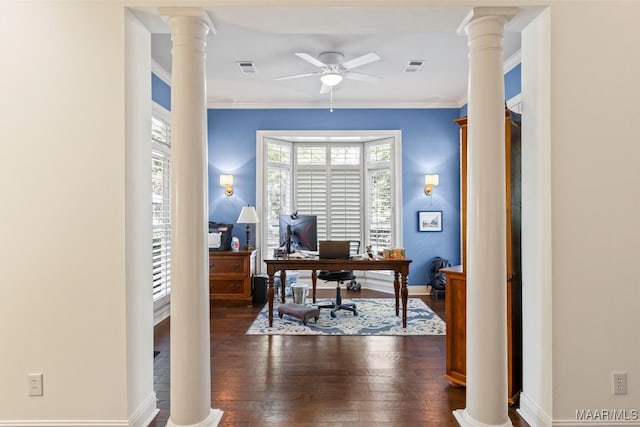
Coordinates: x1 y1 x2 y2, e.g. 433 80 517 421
440 265 467 387
209 250 256 306
443 111 523 405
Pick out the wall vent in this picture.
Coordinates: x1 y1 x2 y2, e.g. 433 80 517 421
237 61 257 74
404 60 426 73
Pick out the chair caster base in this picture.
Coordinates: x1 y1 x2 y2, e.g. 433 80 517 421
329 304 358 318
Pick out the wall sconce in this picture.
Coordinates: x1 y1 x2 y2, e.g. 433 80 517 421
219 174 234 196
424 174 439 196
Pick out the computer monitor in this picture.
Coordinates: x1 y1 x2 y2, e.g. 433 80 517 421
278 213 318 253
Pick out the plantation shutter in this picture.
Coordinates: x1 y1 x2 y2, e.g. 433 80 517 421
367 169 392 250
265 139 292 249
328 168 362 241
151 110 171 308
366 140 393 252
295 169 328 241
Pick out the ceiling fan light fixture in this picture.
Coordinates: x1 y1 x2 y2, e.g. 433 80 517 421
320 72 343 87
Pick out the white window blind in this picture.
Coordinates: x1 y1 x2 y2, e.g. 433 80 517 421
295 168 328 240
151 111 171 306
328 168 362 241
366 141 393 252
263 136 396 257
265 139 292 249
367 169 392 250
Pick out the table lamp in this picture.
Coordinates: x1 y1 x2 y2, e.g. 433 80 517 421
236 205 259 251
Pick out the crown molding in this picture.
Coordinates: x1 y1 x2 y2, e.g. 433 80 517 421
206 100 461 109
151 60 171 84
504 49 522 73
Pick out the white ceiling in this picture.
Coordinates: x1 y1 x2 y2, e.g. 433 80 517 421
139 6 538 109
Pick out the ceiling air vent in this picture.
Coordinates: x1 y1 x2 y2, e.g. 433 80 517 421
404 60 425 73
237 61 256 74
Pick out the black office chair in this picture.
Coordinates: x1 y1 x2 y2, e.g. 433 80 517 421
317 241 360 318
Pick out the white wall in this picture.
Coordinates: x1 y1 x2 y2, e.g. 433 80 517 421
0 2 154 425
549 2 640 423
125 9 158 427
520 2 640 426
520 6 554 427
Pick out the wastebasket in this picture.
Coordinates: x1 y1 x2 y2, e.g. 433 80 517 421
252 274 268 305
275 271 300 298
290 283 309 305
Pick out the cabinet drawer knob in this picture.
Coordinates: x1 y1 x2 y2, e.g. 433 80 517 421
231 263 241 270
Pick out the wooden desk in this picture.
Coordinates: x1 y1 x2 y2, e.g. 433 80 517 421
264 258 412 328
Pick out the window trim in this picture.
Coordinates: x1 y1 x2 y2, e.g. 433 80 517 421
256 130 403 283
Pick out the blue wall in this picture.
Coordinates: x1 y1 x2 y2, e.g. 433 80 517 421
504 64 521 102
151 73 171 111
207 109 461 285
151 64 522 286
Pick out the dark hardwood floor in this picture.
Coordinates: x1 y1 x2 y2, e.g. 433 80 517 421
151 289 529 427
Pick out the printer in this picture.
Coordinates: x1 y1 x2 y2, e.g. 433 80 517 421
208 222 233 251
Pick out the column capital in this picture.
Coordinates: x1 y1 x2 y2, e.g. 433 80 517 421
457 7 517 36
159 7 216 36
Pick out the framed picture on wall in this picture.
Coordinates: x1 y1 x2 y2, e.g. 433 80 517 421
418 211 442 232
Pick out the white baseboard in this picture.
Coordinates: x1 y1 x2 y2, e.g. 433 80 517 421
551 419 640 426
154 302 171 326
517 393 640 427
518 392 552 427
129 391 159 427
0 392 159 427
0 419 130 426
408 285 430 296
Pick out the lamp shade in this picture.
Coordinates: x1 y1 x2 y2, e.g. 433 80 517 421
219 174 233 186
236 206 259 224
424 174 439 186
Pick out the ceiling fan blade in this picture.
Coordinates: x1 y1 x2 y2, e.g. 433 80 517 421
319 83 331 94
342 53 381 70
294 52 326 67
344 71 382 83
275 72 318 81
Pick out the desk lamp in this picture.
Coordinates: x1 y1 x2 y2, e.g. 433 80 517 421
236 205 259 251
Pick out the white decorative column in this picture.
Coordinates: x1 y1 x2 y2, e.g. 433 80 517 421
455 8 516 427
162 8 221 427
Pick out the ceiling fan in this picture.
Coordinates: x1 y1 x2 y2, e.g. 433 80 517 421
276 51 382 94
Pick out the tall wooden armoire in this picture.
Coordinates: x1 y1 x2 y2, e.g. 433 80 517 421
442 110 522 405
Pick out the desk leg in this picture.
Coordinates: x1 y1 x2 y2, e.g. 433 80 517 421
312 270 317 303
393 271 400 316
280 270 287 303
268 272 275 327
401 272 409 329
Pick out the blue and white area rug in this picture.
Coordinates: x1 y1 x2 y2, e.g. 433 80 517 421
246 298 446 336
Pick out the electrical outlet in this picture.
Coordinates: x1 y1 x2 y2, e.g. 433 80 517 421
613 372 627 395
28 373 43 397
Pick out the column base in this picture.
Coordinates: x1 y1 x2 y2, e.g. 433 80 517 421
166 409 224 427
453 409 513 427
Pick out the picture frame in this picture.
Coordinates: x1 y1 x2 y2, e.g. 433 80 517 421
418 211 443 232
